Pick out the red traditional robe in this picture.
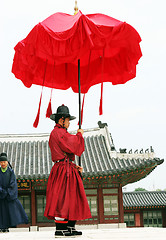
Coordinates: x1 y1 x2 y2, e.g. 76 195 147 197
44 124 92 221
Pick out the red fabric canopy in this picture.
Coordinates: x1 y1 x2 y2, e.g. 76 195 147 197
12 11 142 94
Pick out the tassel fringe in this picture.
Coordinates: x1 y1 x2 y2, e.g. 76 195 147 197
46 89 53 118
78 94 85 126
99 83 103 115
33 87 43 128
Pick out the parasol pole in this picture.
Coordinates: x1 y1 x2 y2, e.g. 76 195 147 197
78 59 81 129
78 59 81 166
75 1 81 167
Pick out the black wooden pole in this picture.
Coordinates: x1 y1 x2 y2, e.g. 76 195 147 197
78 59 81 166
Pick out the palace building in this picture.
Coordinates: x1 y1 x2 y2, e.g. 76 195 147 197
123 191 166 228
0 122 164 227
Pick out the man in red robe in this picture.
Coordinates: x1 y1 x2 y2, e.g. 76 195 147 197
44 105 91 237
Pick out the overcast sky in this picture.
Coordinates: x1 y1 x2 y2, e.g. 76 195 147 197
0 0 166 191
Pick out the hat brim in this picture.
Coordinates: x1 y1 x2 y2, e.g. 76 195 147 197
50 113 76 121
0 156 8 162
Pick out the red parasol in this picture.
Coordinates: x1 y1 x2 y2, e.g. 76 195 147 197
12 10 142 130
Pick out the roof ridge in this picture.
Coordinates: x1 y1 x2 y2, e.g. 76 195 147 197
124 191 166 194
0 127 101 138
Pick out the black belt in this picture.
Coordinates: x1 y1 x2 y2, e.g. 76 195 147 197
56 159 73 163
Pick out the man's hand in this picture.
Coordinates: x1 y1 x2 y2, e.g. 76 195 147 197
75 165 83 174
77 129 84 135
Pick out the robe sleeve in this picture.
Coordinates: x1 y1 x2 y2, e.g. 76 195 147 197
59 132 85 157
6 170 18 201
0 186 8 199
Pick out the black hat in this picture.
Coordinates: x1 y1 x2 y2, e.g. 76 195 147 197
0 152 8 162
0 152 12 168
50 104 76 121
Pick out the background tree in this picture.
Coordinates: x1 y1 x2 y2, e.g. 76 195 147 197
134 188 147 192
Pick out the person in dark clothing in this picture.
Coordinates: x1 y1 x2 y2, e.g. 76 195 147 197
0 152 28 232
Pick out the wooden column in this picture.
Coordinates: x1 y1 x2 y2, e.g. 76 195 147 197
135 212 141 227
118 185 124 223
97 187 104 223
162 209 166 227
31 189 36 226
140 210 144 227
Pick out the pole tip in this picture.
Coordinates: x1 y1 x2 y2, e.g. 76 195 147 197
74 0 79 15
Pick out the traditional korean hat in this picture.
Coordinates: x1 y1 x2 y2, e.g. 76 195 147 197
50 104 76 121
0 152 8 162
0 152 12 168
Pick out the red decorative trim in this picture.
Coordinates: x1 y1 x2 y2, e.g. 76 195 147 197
54 220 68 224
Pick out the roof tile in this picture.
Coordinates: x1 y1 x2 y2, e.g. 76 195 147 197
123 191 166 207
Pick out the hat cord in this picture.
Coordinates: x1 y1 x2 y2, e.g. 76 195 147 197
8 161 12 169
62 117 66 129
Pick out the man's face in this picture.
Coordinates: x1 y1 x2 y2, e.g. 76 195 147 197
0 161 8 169
63 117 70 129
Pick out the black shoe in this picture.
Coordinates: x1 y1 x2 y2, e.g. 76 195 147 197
67 226 82 236
1 229 9 233
55 230 73 237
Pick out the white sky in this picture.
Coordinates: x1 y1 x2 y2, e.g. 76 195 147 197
0 0 166 191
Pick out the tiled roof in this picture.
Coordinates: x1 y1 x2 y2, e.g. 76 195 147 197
123 191 166 208
0 136 52 180
0 124 164 186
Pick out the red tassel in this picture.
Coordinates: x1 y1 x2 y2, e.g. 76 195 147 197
81 94 85 125
33 88 43 128
78 94 85 126
99 50 104 116
46 89 53 118
99 83 103 115
46 100 52 118
33 60 48 128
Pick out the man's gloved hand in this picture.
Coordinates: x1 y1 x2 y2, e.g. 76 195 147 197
77 129 84 135
75 165 83 174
